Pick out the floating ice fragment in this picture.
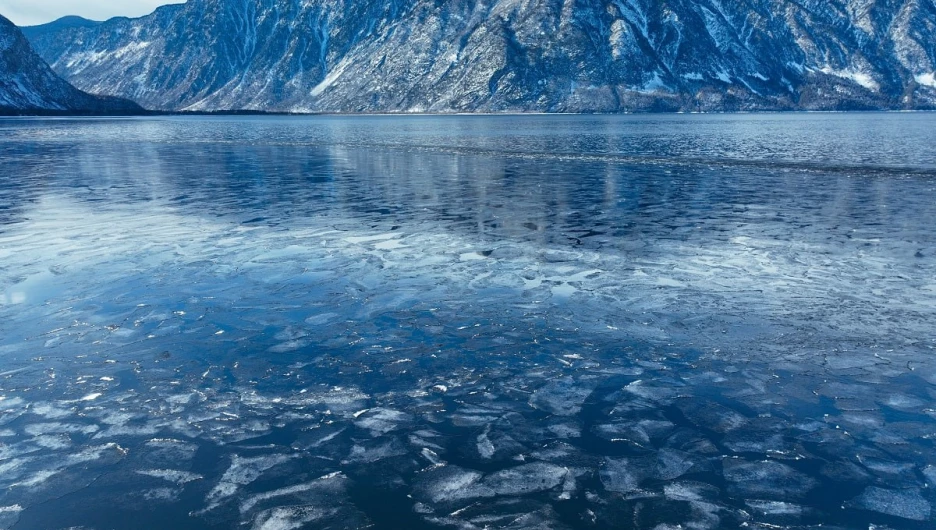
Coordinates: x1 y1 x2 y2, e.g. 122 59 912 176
0 458 32 484
142 487 180 502
924 465 936 486
13 469 59 488
529 378 595 416
353 408 412 436
450 411 502 427
7 443 126 490
206 453 298 507
677 399 747 433
24 422 98 436
68 442 128 464
414 429 442 439
421 448 443 466
600 458 642 493
459 252 487 261
415 466 490 504
415 463 571 510
250 505 335 530
881 394 925 411
29 402 75 420
477 431 495 459
832 411 884 431
594 419 674 446
141 438 199 465
136 469 203 485
723 459 817 501
656 448 695 480
342 437 408 464
655 277 685 288
344 232 400 244
483 462 570 496
547 422 581 438
472 427 525 461
528 442 582 465
622 380 679 404
745 500 805 516
722 429 791 455
33 434 72 450
847 486 931 521
663 482 720 502
98 410 141 426
858 457 916 481
267 340 308 353
95 421 161 439
0 504 23 529
278 387 369 416
292 426 346 451
819 459 871 485
240 472 346 514
436 497 564 527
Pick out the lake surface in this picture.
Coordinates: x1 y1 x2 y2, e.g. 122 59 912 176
1 113 935 529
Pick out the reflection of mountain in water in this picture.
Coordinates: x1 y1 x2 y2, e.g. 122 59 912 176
3 115 934 354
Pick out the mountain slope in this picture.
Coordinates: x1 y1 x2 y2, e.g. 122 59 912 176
0 14 142 114
23 0 936 112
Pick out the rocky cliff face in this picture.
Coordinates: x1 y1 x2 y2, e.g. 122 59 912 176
22 0 936 112
0 14 141 114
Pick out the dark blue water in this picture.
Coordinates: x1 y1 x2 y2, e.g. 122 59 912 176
1 114 935 529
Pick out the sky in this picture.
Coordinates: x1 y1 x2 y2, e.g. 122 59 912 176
0 0 178 26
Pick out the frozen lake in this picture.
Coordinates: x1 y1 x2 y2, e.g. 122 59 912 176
1 113 935 529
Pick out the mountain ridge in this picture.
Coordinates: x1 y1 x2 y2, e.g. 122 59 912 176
0 14 142 115
20 15 102 43
20 0 936 113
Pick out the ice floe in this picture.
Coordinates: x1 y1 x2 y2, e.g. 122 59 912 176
847 486 932 521
205 453 300 508
722 459 817 501
135 469 203 485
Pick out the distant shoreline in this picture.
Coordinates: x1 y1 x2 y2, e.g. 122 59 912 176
3 108 936 118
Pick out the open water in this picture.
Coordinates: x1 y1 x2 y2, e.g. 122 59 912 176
1 113 935 529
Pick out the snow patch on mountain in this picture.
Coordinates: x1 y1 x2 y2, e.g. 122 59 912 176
916 72 936 88
820 67 880 91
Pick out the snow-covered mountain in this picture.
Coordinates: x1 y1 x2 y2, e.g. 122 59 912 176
22 0 936 112
0 14 141 114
